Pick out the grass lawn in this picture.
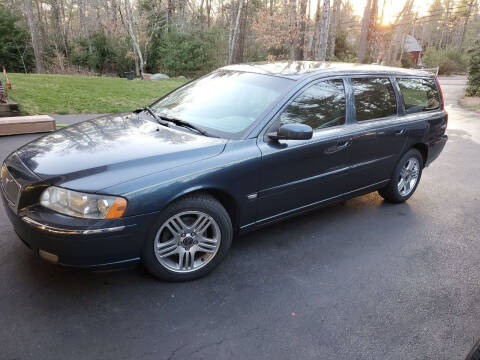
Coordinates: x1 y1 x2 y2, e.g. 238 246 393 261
5 73 188 115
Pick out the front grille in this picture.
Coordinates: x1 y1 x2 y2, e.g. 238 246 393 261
1 163 22 212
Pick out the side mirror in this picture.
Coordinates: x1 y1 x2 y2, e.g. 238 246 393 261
268 123 313 141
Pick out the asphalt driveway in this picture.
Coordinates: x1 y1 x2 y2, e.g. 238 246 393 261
0 76 479 360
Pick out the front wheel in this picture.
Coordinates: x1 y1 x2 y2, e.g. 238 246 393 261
378 148 423 203
143 194 233 281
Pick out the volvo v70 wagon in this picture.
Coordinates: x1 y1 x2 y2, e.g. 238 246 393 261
1 62 448 281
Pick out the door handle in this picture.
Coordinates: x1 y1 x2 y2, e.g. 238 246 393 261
336 139 352 149
395 128 407 136
325 138 353 154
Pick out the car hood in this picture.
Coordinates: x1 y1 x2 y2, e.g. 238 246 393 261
15 113 227 192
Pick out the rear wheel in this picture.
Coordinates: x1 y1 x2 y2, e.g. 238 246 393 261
143 194 233 281
378 148 423 203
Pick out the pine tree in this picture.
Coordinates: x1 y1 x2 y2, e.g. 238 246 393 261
466 41 480 96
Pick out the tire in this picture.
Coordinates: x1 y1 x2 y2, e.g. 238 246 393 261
142 193 233 281
378 148 423 203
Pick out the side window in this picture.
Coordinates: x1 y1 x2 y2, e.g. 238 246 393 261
397 77 440 114
279 79 346 130
352 78 397 121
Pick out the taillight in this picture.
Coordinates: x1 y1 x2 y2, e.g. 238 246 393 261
435 75 448 128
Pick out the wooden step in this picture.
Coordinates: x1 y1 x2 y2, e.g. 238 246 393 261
0 100 19 113
0 115 56 136
0 110 21 118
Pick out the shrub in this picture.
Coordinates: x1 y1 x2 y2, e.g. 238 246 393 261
422 46 468 75
333 31 357 62
0 5 34 73
466 41 480 96
401 54 416 69
438 59 458 75
147 28 220 77
70 32 134 75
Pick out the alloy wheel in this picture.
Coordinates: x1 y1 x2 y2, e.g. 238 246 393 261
397 157 420 197
154 210 221 273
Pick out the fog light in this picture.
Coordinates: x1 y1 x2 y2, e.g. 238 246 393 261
38 249 59 263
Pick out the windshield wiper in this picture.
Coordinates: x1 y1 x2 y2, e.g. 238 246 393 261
158 115 210 136
137 107 170 127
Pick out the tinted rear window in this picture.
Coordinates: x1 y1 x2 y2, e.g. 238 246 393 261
280 79 346 130
352 78 397 121
397 78 440 114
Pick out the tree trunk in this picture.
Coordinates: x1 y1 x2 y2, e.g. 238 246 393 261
78 0 92 53
328 0 340 59
458 0 475 50
35 0 48 48
289 0 297 60
228 0 245 64
233 0 247 63
316 0 330 61
78 0 89 39
367 0 378 62
438 0 450 50
357 0 372 63
168 0 176 26
123 0 145 75
311 0 321 59
295 0 308 59
207 0 212 28
24 0 44 73
379 0 386 24
178 0 187 31
228 0 235 62
50 0 66 52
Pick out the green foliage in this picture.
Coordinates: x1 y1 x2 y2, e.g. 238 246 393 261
401 54 416 69
332 31 357 62
422 46 469 75
7 73 188 114
70 32 134 75
466 41 480 96
0 5 34 73
147 28 221 76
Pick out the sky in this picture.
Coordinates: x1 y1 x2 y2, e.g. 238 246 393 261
350 0 433 24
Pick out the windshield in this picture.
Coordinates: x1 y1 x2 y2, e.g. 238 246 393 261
151 70 294 139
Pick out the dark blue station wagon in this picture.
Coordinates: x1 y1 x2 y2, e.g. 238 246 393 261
1 62 448 281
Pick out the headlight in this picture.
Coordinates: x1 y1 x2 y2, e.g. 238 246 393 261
40 186 127 219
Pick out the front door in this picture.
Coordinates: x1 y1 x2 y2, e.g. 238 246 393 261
256 78 353 223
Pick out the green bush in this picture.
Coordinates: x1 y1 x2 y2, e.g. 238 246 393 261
333 31 357 62
147 28 220 77
438 59 458 75
422 46 468 75
401 54 416 69
0 5 34 73
70 32 134 75
466 41 480 96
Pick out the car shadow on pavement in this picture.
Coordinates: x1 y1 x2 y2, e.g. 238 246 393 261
8 192 415 286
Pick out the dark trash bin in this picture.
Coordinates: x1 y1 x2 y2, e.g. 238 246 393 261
124 71 134 80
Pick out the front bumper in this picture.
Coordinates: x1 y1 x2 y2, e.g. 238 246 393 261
2 193 154 268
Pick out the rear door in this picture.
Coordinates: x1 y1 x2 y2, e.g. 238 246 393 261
346 76 408 190
256 78 353 223
395 77 447 165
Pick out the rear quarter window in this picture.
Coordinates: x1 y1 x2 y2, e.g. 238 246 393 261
397 77 440 114
351 78 397 122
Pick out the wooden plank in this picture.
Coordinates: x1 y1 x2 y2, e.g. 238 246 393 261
0 115 56 136
0 99 19 112
0 103 19 112
0 111 21 118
